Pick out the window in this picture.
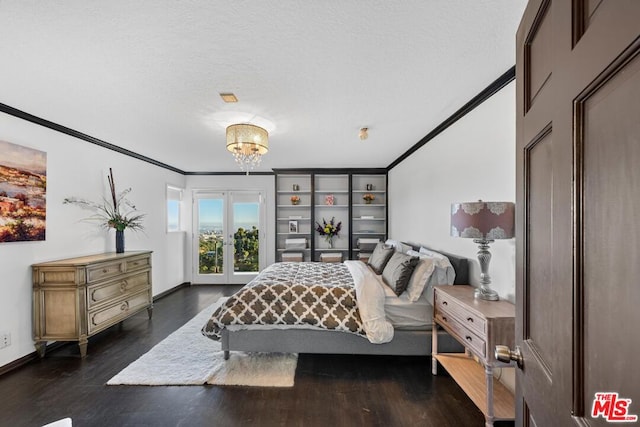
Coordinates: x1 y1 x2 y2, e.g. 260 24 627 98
166 185 183 232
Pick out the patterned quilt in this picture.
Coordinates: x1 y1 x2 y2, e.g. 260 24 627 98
202 262 367 340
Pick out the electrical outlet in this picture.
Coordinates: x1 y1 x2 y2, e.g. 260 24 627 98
0 333 10 349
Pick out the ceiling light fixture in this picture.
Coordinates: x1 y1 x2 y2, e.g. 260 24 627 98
226 123 269 175
219 93 238 103
359 127 369 141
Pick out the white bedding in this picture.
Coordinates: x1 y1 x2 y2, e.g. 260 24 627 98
383 281 434 329
345 260 395 343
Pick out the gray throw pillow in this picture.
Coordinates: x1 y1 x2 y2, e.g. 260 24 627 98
366 242 394 274
382 252 420 296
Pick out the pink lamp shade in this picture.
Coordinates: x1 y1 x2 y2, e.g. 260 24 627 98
451 201 515 240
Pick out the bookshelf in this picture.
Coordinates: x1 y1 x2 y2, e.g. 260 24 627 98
274 169 387 261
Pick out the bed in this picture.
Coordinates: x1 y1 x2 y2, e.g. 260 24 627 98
202 242 468 359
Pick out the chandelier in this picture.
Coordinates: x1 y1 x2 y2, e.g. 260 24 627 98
226 123 269 174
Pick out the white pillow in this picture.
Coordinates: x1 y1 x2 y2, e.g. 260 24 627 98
404 252 437 302
403 248 457 302
419 247 456 284
384 239 411 254
419 247 449 263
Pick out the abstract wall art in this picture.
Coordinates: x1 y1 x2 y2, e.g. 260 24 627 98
0 140 47 242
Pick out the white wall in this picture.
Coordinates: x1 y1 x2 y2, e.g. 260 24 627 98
0 111 186 367
183 174 276 282
389 81 516 301
388 81 516 392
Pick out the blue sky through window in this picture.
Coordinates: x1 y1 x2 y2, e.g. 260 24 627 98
198 199 259 231
167 200 180 231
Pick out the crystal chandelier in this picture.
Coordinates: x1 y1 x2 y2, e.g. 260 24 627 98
226 123 269 174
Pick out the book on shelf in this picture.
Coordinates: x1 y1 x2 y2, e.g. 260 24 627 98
289 215 303 219
357 237 380 251
285 238 307 249
360 215 375 219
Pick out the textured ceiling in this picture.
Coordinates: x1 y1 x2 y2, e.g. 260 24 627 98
0 1 527 173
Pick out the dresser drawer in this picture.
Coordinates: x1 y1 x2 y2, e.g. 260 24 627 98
435 289 487 336
87 271 151 309
126 254 151 272
435 312 486 358
88 290 151 334
86 260 126 283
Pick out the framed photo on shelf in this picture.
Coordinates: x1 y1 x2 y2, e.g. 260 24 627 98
289 220 298 233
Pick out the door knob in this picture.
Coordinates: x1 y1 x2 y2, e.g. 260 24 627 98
495 345 523 368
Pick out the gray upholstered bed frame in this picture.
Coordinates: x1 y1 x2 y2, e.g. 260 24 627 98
221 243 468 359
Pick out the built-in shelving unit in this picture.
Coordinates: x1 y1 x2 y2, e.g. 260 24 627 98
275 174 312 261
314 174 349 261
274 169 387 262
351 174 387 261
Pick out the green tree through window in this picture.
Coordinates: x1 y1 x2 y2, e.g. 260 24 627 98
199 234 223 274
234 226 259 272
198 226 259 274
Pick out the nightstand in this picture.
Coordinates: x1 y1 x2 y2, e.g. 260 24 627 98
432 285 515 427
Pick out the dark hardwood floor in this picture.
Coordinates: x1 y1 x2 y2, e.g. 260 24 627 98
0 285 514 427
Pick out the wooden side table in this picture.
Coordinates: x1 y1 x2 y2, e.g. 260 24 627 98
432 285 515 427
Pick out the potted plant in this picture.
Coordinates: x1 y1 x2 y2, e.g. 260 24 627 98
64 168 144 253
315 217 342 248
363 193 375 204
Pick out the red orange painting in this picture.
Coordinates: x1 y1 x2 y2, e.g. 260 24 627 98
0 140 47 242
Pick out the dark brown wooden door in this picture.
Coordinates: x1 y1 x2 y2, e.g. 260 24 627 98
516 1 640 425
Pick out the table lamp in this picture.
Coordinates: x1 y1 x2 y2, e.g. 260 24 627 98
451 201 515 301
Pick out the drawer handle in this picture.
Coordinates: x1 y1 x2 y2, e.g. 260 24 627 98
120 281 128 292
442 316 448 322
132 262 139 266
102 268 108 273
121 302 129 311
465 336 473 342
467 317 474 323
442 301 448 306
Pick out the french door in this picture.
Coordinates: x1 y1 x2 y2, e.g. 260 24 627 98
192 190 264 284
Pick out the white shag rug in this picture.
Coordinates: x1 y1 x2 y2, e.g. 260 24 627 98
107 298 297 387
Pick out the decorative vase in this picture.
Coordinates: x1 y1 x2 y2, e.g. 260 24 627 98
115 230 125 253
365 199 372 204
291 199 299 205
326 236 334 249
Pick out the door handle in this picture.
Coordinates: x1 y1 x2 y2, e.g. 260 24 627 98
495 345 523 369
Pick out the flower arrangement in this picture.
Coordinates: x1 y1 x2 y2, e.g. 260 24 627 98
64 168 145 233
363 193 375 203
290 195 300 205
316 216 342 248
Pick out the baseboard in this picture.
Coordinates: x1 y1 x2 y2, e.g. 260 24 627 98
0 341 66 377
0 281 192 378
153 282 191 302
